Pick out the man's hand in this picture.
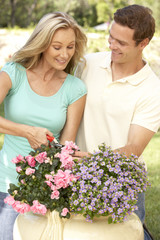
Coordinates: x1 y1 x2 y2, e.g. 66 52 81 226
73 151 90 158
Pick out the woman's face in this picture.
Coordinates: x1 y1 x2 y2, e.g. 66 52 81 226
43 28 76 70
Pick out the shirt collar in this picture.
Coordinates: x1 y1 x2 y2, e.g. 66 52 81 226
119 62 151 85
99 53 151 85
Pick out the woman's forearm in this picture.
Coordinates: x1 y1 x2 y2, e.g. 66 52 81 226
0 116 31 138
0 116 53 149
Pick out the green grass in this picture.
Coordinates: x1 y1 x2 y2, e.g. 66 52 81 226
143 132 160 240
0 100 159 239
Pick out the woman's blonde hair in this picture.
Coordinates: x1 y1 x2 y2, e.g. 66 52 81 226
12 12 87 74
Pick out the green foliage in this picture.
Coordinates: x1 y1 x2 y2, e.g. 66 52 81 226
1 0 159 29
86 32 109 53
96 0 127 23
132 0 160 29
96 2 111 23
0 0 10 27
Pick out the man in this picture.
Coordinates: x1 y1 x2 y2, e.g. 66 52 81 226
75 4 160 240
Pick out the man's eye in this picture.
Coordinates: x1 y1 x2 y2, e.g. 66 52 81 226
119 42 125 46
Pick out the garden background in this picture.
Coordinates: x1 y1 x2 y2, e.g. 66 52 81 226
0 0 160 239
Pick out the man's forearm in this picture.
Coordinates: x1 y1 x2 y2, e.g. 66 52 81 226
114 144 143 157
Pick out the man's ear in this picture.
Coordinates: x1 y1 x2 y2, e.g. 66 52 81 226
140 38 149 49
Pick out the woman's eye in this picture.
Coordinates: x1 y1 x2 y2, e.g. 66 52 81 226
54 47 60 50
67 46 74 49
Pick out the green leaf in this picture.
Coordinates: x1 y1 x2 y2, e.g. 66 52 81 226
108 216 113 224
8 183 19 192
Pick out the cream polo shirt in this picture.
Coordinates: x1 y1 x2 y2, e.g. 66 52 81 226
76 51 160 153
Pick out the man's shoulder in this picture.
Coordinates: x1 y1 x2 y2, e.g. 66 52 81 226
145 64 160 86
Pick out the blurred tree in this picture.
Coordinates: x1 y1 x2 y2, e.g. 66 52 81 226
0 0 56 28
54 0 77 13
130 0 160 31
0 0 10 27
0 0 159 29
14 0 56 27
96 0 127 23
10 0 17 27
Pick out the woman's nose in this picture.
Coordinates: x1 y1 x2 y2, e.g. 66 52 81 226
60 48 68 58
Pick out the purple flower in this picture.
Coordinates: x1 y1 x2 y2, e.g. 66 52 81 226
91 177 98 184
72 187 77 192
80 202 85 207
117 208 123 215
74 200 79 206
70 143 150 224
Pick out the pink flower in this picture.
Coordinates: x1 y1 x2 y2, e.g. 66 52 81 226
25 168 35 175
51 190 60 199
61 208 69 216
13 201 30 214
4 195 15 205
45 174 53 181
61 141 79 154
26 155 36 167
21 179 25 184
51 185 57 191
30 200 47 215
35 152 47 163
54 169 72 189
12 154 25 164
45 181 53 187
58 152 74 169
16 166 22 173
69 174 78 182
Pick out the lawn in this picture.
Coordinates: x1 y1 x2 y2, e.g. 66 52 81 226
143 132 160 240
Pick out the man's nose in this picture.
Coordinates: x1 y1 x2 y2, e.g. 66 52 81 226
109 39 117 50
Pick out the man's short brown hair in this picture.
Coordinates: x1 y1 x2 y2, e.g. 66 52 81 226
114 4 155 45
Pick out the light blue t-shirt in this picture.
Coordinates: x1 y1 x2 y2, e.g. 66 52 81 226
0 62 87 192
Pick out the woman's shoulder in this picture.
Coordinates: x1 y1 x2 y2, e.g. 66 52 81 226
1 61 24 71
62 74 87 104
66 74 87 89
1 61 25 78
1 62 26 91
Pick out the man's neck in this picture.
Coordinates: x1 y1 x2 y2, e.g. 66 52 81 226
111 60 145 81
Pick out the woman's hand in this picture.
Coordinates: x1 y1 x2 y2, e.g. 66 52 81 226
25 126 53 149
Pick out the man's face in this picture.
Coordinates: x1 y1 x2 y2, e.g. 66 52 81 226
108 21 142 64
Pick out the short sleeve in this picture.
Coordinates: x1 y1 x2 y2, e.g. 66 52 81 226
1 62 25 94
66 75 87 105
131 86 160 132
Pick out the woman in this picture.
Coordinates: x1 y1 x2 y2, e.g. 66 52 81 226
0 12 87 240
